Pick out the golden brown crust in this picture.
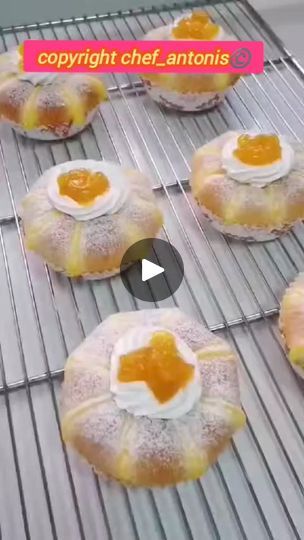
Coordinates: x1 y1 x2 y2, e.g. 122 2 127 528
140 24 240 95
279 274 304 378
21 165 163 278
190 132 304 237
0 79 33 123
61 308 246 487
0 57 108 139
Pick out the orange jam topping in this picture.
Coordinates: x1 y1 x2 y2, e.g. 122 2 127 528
58 169 109 206
233 134 282 166
172 10 220 40
118 331 195 403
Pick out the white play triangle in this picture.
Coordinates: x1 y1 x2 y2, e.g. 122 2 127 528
141 258 164 282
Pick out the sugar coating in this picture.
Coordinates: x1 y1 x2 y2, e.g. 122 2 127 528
191 131 304 239
21 166 162 277
61 308 244 484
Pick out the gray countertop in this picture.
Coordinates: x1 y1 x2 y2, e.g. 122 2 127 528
254 0 304 63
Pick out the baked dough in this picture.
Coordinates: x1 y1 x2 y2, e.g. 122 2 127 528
61 308 245 487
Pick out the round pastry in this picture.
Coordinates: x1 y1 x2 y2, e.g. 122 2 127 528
191 131 304 241
61 308 246 487
20 160 163 278
0 45 108 140
141 10 240 112
279 274 304 379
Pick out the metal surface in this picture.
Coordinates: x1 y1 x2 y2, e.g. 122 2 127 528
0 1 304 539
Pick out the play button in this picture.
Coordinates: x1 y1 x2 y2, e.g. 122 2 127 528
120 238 184 302
142 259 164 282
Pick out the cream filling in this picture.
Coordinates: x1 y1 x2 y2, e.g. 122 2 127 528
222 132 295 187
46 159 129 221
110 326 202 419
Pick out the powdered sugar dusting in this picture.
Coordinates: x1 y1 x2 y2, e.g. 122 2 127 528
130 414 185 472
199 358 240 405
35 84 66 109
184 399 235 450
62 361 110 417
21 165 162 276
0 79 33 108
192 132 304 239
0 48 106 140
61 308 244 484
23 208 76 271
74 399 128 457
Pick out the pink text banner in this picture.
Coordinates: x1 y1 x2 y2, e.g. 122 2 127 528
23 39 264 74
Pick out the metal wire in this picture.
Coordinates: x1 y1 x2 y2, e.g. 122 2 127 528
109 11 304 537
93 14 284 538
0 1 304 539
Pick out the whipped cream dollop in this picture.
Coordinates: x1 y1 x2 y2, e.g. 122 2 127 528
222 132 295 187
169 13 226 41
46 160 129 221
110 326 202 419
0 47 58 85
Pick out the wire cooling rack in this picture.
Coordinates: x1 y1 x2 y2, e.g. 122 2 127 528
1 1 304 539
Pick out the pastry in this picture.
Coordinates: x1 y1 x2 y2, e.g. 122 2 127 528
20 160 163 278
141 10 240 112
0 45 107 140
191 131 304 241
279 274 304 379
61 308 246 487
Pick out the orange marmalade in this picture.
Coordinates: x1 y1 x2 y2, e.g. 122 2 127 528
58 169 109 206
118 331 195 403
172 10 220 40
233 134 282 166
